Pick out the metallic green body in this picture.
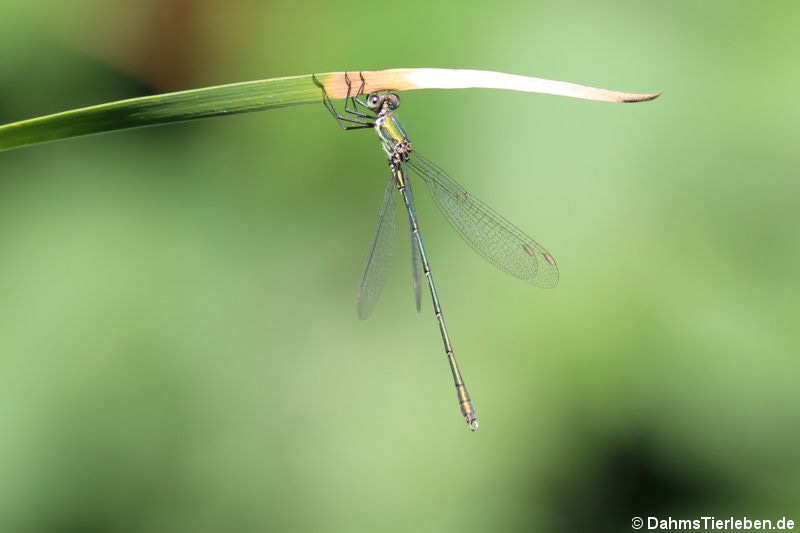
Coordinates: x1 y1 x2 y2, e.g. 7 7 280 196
316 76 558 431
375 113 409 157
317 77 560 431
378 112 479 431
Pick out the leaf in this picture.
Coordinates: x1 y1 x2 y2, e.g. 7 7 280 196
0 69 660 152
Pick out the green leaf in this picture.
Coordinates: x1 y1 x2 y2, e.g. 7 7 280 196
0 69 660 152
0 74 320 152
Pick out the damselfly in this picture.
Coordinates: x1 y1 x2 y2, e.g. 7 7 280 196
313 73 559 431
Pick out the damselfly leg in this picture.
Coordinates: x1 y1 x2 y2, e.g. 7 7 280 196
343 72 373 119
312 73 374 130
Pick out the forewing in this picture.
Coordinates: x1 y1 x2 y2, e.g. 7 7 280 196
407 154 558 288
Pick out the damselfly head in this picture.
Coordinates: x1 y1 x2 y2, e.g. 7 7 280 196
385 93 400 110
365 92 401 112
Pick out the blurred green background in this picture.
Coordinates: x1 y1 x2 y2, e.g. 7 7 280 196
1 1 798 532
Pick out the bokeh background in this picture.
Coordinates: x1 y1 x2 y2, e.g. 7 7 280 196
1 1 798 532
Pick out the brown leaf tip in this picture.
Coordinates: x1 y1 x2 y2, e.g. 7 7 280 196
623 91 663 103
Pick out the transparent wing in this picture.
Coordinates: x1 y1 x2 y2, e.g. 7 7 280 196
407 153 558 288
357 176 398 319
406 177 423 312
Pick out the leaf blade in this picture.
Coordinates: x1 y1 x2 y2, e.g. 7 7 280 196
0 69 660 152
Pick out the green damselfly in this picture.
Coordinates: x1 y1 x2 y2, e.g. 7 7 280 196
314 73 559 431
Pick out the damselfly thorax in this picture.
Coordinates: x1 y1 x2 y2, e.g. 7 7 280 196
374 111 414 169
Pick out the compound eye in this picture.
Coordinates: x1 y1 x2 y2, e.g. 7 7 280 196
368 94 381 107
387 93 400 109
